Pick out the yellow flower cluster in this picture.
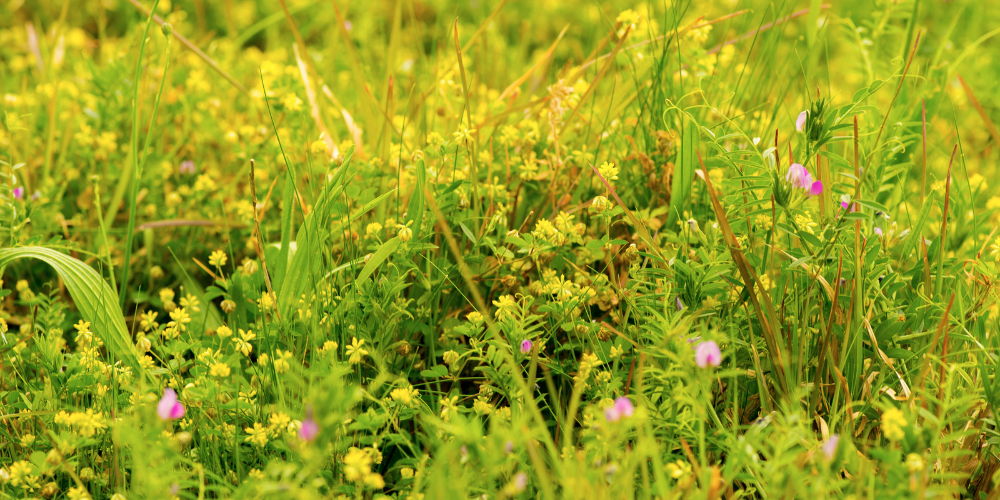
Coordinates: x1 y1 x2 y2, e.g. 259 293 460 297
881 407 907 441
54 409 107 438
342 447 385 488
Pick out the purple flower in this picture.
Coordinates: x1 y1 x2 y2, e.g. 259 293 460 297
520 339 532 354
695 341 722 368
874 227 883 237
603 396 635 422
821 434 839 460
796 110 808 132
12 187 24 200
179 160 196 174
810 180 823 196
512 472 527 492
299 408 319 442
786 163 814 190
157 388 185 421
675 297 685 311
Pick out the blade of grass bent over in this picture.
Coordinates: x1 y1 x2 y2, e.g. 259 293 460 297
695 152 789 399
0 247 140 371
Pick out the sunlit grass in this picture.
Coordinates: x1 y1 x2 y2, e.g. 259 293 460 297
2 0 1000 498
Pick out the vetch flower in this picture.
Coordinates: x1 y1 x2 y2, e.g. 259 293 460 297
13 187 24 199
179 160 196 174
604 396 635 422
840 194 857 213
504 472 528 495
786 163 813 190
796 110 808 132
821 434 839 460
695 341 722 368
299 408 319 442
520 339 533 354
157 388 185 421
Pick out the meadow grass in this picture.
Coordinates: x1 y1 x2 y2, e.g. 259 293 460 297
1 0 1000 498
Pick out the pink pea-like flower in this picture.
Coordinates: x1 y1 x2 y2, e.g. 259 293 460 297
520 339 533 354
12 187 24 200
299 410 319 442
157 388 185 421
695 341 722 368
786 163 814 190
822 434 839 459
512 472 528 492
874 227 883 237
810 181 823 196
604 396 635 422
796 110 808 132
179 160 196 174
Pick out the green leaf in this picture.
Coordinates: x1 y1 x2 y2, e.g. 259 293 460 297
356 237 401 284
406 159 427 243
272 179 296 295
667 117 698 227
901 192 936 258
0 246 139 370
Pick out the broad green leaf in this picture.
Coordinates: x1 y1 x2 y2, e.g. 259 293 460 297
356 237 401 284
0 246 139 370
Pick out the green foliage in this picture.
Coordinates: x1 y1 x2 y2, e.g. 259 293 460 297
2 0 1000 499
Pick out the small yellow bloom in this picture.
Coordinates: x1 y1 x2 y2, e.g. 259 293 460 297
210 362 231 378
881 407 907 441
320 340 339 353
208 250 227 268
346 337 368 364
597 161 619 182
390 385 419 407
274 349 293 374
244 423 269 447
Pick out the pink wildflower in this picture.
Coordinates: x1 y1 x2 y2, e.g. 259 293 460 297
786 163 814 190
604 396 635 422
520 339 533 354
796 110 808 132
157 388 185 421
822 434 839 459
695 341 722 368
300 408 319 442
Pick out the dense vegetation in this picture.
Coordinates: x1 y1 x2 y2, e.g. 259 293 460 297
2 0 1000 498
